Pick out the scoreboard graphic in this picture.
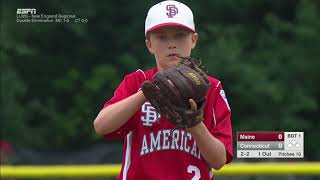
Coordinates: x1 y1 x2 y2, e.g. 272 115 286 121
237 132 304 158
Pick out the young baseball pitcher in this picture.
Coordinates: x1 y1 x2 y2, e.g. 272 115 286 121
94 1 233 179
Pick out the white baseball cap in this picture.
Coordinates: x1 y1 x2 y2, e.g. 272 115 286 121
145 0 195 36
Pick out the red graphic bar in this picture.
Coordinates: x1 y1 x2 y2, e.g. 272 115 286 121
237 132 284 141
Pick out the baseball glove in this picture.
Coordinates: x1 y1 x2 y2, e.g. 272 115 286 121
141 56 210 129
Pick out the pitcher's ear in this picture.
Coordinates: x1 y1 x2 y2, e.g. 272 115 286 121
146 38 154 54
191 32 198 49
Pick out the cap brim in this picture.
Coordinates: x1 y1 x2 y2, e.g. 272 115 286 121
146 22 195 34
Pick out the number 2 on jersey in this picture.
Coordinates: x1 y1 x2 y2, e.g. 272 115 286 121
187 165 201 180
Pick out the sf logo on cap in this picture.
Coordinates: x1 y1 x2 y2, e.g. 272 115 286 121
166 5 178 18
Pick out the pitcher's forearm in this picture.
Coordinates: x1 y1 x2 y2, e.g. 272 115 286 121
94 91 146 135
189 123 227 170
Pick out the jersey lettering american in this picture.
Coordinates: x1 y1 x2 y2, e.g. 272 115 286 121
102 67 233 180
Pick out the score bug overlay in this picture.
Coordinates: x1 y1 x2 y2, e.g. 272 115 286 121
237 132 304 158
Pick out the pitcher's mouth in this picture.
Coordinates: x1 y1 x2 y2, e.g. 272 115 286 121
167 53 180 57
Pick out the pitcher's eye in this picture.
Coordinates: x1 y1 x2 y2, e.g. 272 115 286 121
176 32 187 38
157 34 167 40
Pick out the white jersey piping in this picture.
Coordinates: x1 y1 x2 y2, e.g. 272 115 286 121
136 69 147 80
122 131 133 180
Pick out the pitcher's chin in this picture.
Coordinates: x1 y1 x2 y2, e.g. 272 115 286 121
169 60 180 67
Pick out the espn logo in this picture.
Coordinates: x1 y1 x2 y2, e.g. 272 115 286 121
17 8 36 14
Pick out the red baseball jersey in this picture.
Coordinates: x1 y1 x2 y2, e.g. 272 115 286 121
102 67 233 180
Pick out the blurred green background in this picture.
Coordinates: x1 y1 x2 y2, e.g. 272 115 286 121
1 0 319 163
